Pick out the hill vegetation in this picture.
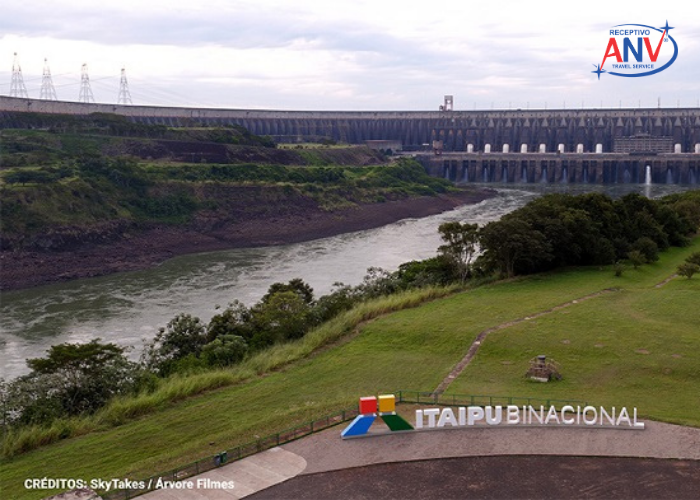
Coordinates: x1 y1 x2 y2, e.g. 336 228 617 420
0 156 450 249
0 112 451 253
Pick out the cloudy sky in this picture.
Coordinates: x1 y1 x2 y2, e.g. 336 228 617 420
1 0 698 111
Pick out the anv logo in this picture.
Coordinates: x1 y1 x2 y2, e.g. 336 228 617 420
592 21 677 79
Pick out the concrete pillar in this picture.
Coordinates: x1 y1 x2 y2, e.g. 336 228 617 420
595 143 603 153
696 144 700 154
674 143 682 153
539 144 546 153
521 144 528 153
467 143 474 153
558 143 565 153
503 144 510 153
577 144 584 153
484 144 491 153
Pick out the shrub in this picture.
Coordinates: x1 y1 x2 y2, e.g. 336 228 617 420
677 262 700 279
632 237 659 263
142 314 208 375
201 335 248 367
627 250 647 269
686 252 700 267
614 261 625 277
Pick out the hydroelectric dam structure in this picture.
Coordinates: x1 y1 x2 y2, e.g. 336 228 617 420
1 96 699 185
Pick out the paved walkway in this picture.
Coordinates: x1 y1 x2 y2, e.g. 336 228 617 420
138 448 306 500
135 418 700 499
283 419 700 475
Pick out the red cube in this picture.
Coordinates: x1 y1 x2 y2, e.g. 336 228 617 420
359 396 377 415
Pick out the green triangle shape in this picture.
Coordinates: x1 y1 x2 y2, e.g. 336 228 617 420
380 413 414 431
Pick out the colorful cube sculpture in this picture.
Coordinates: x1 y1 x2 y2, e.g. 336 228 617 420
378 394 395 413
341 394 414 438
359 396 377 415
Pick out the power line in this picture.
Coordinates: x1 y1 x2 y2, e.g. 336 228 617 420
53 75 118 89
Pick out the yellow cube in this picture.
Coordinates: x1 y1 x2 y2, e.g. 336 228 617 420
378 394 395 413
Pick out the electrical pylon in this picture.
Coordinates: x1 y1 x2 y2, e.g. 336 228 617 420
39 58 58 100
10 52 29 98
78 63 95 103
117 67 132 105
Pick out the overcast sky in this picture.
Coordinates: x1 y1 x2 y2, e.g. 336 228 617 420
1 1 698 111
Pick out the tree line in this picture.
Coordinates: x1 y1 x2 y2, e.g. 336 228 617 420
476 191 700 278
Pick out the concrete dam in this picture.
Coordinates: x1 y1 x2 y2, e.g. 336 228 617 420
1 96 699 184
417 152 698 186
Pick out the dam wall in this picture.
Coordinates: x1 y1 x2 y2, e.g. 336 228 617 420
2 96 700 154
417 152 699 185
1 96 699 183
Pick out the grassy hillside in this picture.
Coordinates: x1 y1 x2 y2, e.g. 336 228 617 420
1 238 698 500
0 112 384 167
0 113 456 254
0 158 450 249
446 262 700 424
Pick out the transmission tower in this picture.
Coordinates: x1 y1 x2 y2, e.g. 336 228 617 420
78 63 95 103
117 67 132 105
39 58 58 100
9 52 29 98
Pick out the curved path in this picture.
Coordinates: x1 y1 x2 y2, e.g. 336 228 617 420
655 273 679 288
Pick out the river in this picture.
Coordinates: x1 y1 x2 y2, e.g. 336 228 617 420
0 184 693 380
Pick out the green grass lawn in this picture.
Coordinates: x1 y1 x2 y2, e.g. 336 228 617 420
1 240 698 499
446 266 700 426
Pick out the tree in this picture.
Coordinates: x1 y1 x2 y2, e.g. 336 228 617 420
513 196 592 268
627 250 646 269
312 282 358 323
24 339 137 417
437 222 479 284
251 291 312 349
479 218 552 278
632 237 659 263
355 267 400 299
677 262 700 279
614 261 625 277
2 373 65 426
669 200 700 233
617 194 669 251
207 300 254 343
396 257 454 288
687 252 700 267
261 278 315 305
201 335 248 367
656 204 691 247
142 313 207 375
